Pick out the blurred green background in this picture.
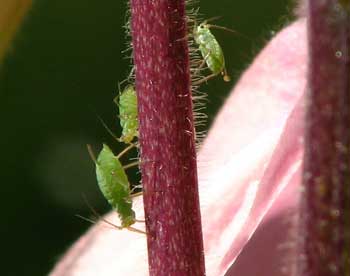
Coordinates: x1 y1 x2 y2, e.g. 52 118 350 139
0 0 293 275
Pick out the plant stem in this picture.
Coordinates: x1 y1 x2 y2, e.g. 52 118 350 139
299 1 350 275
130 1 205 275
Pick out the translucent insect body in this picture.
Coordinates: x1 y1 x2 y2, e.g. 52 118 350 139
193 21 231 84
115 84 138 144
94 144 135 228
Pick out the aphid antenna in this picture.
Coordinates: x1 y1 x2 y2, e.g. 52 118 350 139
75 214 98 225
203 15 223 24
97 115 122 143
206 24 237 34
207 24 251 41
114 82 123 106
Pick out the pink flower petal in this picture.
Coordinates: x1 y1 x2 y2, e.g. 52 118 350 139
200 18 307 276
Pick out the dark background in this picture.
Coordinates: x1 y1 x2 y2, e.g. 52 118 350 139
0 1 293 275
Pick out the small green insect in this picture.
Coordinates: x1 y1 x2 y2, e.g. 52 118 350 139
192 20 233 85
87 143 143 233
114 84 138 144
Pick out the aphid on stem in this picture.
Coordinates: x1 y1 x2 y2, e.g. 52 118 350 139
114 83 138 144
86 144 145 234
191 17 242 85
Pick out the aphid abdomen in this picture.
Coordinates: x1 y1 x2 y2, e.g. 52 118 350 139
196 27 225 75
96 144 135 227
199 43 223 75
118 85 138 143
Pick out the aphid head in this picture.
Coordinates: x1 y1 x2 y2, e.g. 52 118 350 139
198 22 206 29
194 22 209 42
197 22 209 32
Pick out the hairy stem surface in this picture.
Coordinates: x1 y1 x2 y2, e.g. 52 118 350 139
130 1 205 275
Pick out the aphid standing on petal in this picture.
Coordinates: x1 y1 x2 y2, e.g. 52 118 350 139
193 20 232 85
87 144 143 233
115 84 138 144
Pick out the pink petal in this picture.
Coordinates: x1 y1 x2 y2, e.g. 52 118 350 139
201 19 307 275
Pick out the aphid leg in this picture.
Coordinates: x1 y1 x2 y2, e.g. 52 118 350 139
126 226 146 234
192 48 230 85
134 219 146 223
78 196 124 230
90 213 145 234
192 73 218 85
130 191 143 198
192 56 208 78
116 142 137 159
76 214 123 230
123 160 139 170
80 195 145 234
98 214 145 234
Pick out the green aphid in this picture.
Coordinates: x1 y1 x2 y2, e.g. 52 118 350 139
115 85 138 144
90 144 136 228
193 21 231 84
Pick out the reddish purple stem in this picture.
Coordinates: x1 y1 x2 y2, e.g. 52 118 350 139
299 1 350 275
130 1 205 275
